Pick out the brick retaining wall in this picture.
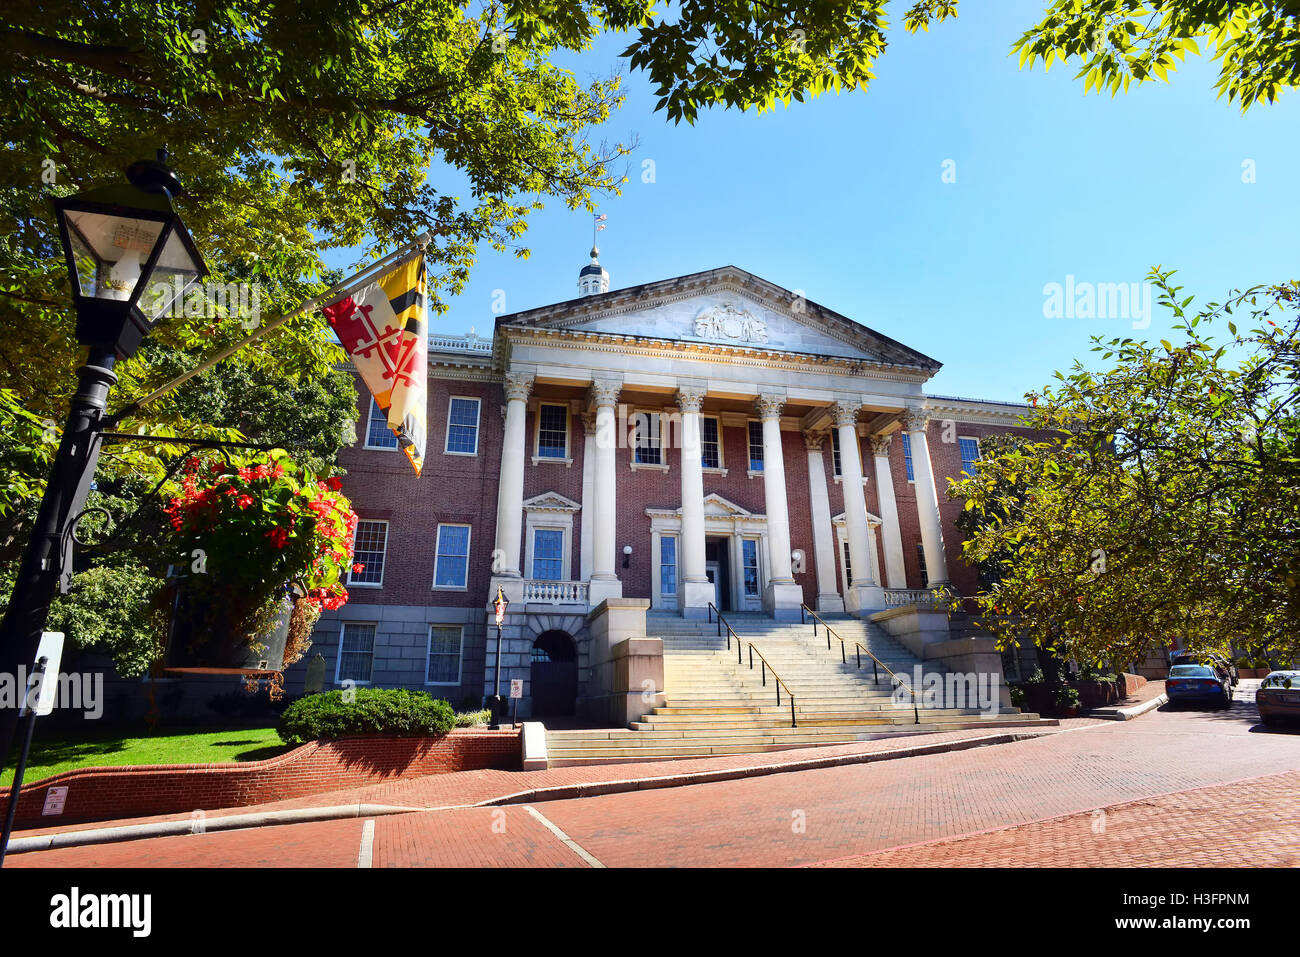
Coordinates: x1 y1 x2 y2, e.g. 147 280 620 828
1 728 520 830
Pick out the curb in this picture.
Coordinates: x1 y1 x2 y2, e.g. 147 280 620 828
472 729 1053 807
4 803 419 856
6 728 1059 856
1088 692 1168 721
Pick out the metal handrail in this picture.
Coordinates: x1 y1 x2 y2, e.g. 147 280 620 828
800 604 920 724
708 603 797 728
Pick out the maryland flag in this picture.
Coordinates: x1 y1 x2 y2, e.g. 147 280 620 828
322 251 428 475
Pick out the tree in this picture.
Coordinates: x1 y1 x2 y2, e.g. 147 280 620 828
1009 1 1300 108
950 269 1300 669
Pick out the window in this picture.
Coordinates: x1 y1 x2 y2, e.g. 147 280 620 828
633 412 663 465
425 625 463 685
531 528 564 580
433 524 471 588
364 397 399 450
747 421 764 472
660 535 678 595
348 520 388 586
742 538 760 597
701 416 722 470
830 429 842 477
916 542 929 587
445 397 480 455
336 622 375 683
902 432 916 481
536 403 569 460
958 436 980 477
841 540 853 590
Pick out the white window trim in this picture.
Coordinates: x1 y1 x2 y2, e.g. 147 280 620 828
424 624 464 687
701 414 727 475
334 620 376 686
432 523 472 591
363 397 400 452
745 419 765 478
444 395 481 457
629 409 670 472
740 536 762 598
657 532 679 600
347 518 389 588
532 401 573 466
958 435 981 476
527 523 571 581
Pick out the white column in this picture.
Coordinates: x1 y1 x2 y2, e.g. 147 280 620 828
902 407 950 587
579 410 595 582
832 401 885 615
756 394 802 619
676 387 712 618
870 433 908 589
492 371 533 579
587 380 623 606
803 430 844 613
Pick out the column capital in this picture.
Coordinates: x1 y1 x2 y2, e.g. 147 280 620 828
898 406 930 433
803 429 829 451
829 400 862 429
869 433 893 457
589 379 621 408
755 393 785 420
503 371 534 403
675 386 706 414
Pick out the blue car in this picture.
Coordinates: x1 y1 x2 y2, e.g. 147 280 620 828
1166 664 1233 708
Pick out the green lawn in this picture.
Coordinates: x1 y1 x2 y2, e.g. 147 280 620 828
0 726 292 787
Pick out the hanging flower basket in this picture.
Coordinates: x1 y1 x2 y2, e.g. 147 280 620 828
158 451 358 678
163 582 296 674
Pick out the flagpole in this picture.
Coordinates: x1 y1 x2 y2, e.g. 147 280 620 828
105 233 430 428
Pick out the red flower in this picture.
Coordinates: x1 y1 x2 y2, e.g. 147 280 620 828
267 527 290 549
237 494 254 510
352 563 365 574
326 476 343 491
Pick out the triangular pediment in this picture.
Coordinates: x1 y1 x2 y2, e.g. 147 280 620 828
832 510 883 527
499 266 940 371
522 492 581 512
645 493 759 521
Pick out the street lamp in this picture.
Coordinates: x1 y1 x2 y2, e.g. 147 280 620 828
489 586 509 729
0 152 206 771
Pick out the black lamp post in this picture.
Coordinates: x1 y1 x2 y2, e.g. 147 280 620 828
0 152 206 768
489 586 509 729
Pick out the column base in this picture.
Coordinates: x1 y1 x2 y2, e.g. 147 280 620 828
815 593 846 614
678 579 714 619
844 582 887 616
763 580 804 621
587 576 623 609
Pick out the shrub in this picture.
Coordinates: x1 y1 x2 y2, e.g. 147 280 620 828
1008 685 1026 709
1053 685 1081 710
454 709 491 728
277 688 455 744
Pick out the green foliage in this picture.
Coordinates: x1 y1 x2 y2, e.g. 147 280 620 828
1012 1 1300 108
454 708 492 728
951 268 1300 668
44 559 170 678
277 688 456 744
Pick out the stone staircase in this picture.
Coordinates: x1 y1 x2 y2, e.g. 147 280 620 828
545 611 1054 766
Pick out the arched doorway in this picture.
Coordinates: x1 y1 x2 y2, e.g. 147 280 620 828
530 630 577 717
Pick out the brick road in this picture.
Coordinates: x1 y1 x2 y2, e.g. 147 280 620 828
10 683 1300 867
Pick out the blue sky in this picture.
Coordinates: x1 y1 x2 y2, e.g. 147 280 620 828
336 1 1300 403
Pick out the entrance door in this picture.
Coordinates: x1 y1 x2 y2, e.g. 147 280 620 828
705 561 722 610
530 631 577 717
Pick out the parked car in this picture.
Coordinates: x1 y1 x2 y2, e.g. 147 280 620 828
1165 664 1233 708
1255 671 1300 726
1171 651 1238 685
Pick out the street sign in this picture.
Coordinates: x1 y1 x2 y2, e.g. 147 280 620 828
42 786 68 816
28 631 65 716
510 679 523 699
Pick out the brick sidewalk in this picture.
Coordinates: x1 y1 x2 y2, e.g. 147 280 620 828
815 766 1300 867
10 723 1074 841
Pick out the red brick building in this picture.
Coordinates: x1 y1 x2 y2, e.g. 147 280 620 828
308 256 1038 717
